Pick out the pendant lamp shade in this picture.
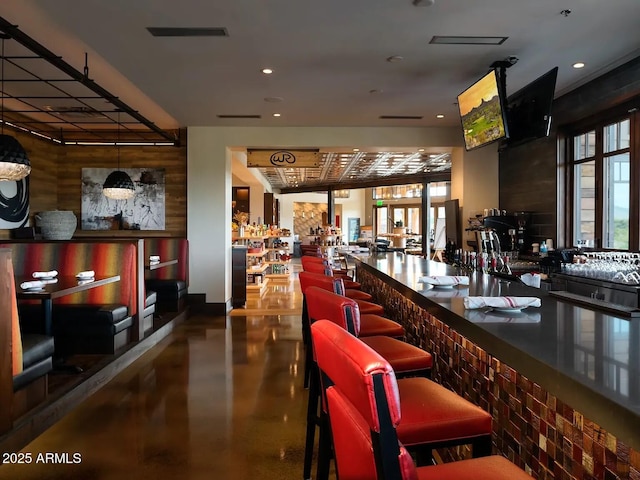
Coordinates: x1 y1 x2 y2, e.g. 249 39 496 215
103 170 135 199
0 134 31 181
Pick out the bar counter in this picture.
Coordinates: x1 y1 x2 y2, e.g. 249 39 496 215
352 252 640 479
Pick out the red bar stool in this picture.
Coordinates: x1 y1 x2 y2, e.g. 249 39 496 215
311 320 494 480
322 356 532 480
303 286 433 480
299 268 370 300
300 257 362 290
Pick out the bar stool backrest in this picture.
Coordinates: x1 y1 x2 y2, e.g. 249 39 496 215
301 260 335 277
311 320 407 480
305 286 361 336
298 271 344 295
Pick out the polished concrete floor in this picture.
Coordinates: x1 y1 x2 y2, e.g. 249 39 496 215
1 270 310 479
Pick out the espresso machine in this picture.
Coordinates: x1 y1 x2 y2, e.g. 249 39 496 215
482 215 518 253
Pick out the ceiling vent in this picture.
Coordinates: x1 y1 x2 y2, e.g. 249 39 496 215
429 36 508 45
217 114 261 119
147 27 229 37
45 106 106 118
379 115 423 120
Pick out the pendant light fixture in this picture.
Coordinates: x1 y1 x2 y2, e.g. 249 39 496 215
103 109 135 200
0 33 31 182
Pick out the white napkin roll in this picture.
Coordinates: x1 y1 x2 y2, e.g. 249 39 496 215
76 270 95 279
77 279 95 285
32 270 58 279
418 275 469 286
41 278 59 285
149 255 160 262
21 280 44 290
463 296 541 309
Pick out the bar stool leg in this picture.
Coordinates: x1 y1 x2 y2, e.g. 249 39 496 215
315 411 333 480
303 362 320 480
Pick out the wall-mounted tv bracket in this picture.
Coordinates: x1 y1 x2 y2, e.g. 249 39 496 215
490 56 519 98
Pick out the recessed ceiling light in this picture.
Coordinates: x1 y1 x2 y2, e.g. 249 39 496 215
418 148 425 152
273 113 281 117
262 68 273 74
353 148 360 152
436 114 445 119
573 62 585 69
386 55 404 63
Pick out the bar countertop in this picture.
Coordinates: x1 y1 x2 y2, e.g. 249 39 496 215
352 252 640 449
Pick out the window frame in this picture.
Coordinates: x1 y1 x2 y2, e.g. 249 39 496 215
565 105 639 251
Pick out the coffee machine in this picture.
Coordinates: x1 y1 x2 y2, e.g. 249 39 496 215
513 211 532 253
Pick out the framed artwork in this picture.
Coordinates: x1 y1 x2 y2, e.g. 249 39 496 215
81 168 165 230
0 176 29 229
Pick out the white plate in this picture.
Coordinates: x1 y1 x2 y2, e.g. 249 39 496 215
491 307 524 314
76 275 95 280
37 276 56 280
432 284 455 289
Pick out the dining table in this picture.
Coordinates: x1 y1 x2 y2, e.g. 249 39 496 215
16 274 121 336
145 259 178 271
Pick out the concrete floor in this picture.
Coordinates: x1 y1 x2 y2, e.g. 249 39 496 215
1 279 311 479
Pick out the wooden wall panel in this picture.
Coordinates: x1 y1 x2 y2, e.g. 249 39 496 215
0 129 187 239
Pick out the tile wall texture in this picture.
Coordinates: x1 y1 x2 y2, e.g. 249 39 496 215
358 268 639 480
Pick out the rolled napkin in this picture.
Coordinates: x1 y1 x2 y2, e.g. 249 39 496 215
76 270 95 279
41 278 59 285
418 275 469 286
32 270 58 279
77 279 95 285
464 296 541 310
149 255 160 262
20 280 44 290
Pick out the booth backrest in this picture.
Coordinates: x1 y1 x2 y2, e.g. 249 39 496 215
6 242 137 316
144 238 189 283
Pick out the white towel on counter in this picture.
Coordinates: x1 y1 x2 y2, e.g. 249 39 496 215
418 275 469 286
76 270 95 279
463 296 541 310
32 270 58 279
20 280 44 290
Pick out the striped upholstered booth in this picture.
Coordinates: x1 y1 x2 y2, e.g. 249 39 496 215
8 241 137 354
1 249 54 424
144 238 189 312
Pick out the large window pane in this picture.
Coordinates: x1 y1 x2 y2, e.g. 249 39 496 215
407 207 420 233
392 208 405 227
604 119 630 153
604 153 630 249
574 130 596 160
574 161 596 246
376 207 388 235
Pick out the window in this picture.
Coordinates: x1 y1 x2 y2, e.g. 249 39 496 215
569 115 635 250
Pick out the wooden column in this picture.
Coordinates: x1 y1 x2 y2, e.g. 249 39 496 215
0 249 14 434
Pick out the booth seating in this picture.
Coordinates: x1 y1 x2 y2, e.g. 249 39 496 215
144 238 189 313
8 241 137 355
1 249 54 424
312 320 493 480
303 286 432 480
313 319 532 480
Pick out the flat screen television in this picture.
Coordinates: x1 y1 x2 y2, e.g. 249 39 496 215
457 69 509 151
506 66 558 146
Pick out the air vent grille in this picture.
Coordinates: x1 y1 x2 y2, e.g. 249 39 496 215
147 27 229 37
217 114 262 119
379 115 423 120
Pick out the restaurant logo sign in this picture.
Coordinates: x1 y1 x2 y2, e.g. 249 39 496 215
247 149 319 168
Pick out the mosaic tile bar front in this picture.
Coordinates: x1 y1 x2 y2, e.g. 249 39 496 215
357 267 640 480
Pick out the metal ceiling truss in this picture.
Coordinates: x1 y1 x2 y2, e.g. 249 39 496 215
0 17 178 145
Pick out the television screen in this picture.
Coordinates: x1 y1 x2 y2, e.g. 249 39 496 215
457 69 509 151
506 67 558 146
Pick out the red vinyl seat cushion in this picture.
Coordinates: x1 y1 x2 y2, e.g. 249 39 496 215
354 299 385 315
359 314 404 338
360 336 432 373
395 377 492 446
344 289 372 300
416 455 533 480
